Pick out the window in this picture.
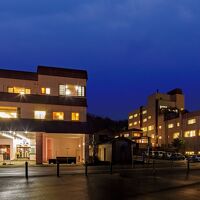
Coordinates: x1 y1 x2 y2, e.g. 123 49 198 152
0 107 18 118
71 112 80 121
8 87 31 94
158 136 162 140
177 122 180 127
188 119 196 125
133 133 140 137
168 124 174 129
133 121 137 125
59 85 85 97
53 112 64 120
159 126 162 129
41 88 51 95
124 134 129 137
129 115 133 119
184 130 196 137
148 125 154 131
185 151 194 155
151 134 155 139
129 123 133 127
142 127 147 132
142 110 147 115
143 118 147 122
34 111 46 119
148 116 152 119
134 113 138 118
173 132 180 139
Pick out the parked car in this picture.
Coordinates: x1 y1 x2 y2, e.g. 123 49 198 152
170 153 185 160
187 155 200 162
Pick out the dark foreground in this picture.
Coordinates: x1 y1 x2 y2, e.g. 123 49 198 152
0 167 200 200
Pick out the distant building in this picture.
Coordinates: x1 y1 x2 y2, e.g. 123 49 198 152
0 66 89 164
128 88 200 155
128 88 184 148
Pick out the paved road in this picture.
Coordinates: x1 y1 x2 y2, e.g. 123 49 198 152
1 169 200 200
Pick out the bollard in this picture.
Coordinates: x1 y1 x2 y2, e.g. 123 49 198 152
25 161 28 179
110 161 113 175
187 159 190 173
57 162 60 177
85 161 88 176
153 159 156 175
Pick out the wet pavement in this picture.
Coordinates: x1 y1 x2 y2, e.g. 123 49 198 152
1 167 200 200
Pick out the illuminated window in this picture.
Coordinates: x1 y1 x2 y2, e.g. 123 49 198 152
158 136 162 140
129 115 133 119
159 126 162 129
148 125 154 131
143 118 147 122
34 111 46 119
59 85 85 97
184 130 196 137
177 122 180 127
133 121 137 125
133 133 140 137
185 151 194 155
129 123 133 127
173 132 180 139
142 110 147 115
124 134 129 137
71 112 80 121
142 127 147 132
0 107 18 118
53 112 64 120
188 119 196 125
151 134 155 139
168 124 174 129
138 121 140 124
134 113 138 118
41 88 51 95
148 116 152 119
8 87 31 94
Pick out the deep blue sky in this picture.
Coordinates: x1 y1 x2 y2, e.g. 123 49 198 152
0 0 200 120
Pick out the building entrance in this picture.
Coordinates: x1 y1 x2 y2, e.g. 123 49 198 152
16 146 31 159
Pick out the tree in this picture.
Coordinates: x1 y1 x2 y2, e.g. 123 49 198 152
172 138 185 152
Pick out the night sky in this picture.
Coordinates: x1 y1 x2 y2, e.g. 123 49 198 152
0 1 200 120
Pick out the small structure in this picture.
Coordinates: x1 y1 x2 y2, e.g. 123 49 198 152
98 137 136 164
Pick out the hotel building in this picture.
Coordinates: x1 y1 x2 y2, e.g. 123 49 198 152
128 89 184 148
128 88 200 154
0 66 89 164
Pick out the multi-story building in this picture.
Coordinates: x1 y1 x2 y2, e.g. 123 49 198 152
166 111 200 155
0 66 89 164
128 88 184 147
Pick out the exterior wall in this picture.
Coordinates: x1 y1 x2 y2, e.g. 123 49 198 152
0 101 86 122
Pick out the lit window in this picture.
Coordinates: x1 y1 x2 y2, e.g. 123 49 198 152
143 118 147 122
124 134 129 137
142 110 147 115
41 88 51 95
151 134 155 139
177 122 180 127
133 121 137 125
71 112 80 121
159 126 162 129
188 119 196 125
173 132 180 139
148 125 154 131
133 133 140 137
59 85 85 97
129 115 133 119
185 151 194 155
142 127 147 132
134 113 138 118
138 121 140 124
0 107 18 118
129 123 133 127
148 116 152 119
53 112 64 120
184 130 196 137
168 124 174 129
159 136 162 140
8 87 31 94
34 111 46 119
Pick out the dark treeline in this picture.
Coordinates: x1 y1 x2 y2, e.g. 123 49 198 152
87 113 128 133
